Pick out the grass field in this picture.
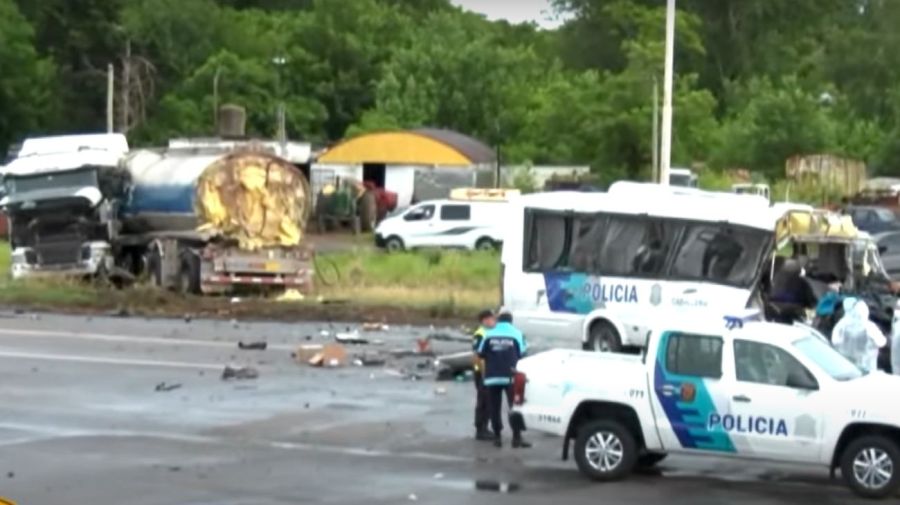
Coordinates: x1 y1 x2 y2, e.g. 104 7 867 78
0 241 501 320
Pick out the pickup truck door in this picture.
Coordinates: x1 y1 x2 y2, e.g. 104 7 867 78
650 331 738 454
728 340 825 462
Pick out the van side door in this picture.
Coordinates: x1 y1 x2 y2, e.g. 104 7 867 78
400 203 436 248
433 203 472 248
650 331 737 454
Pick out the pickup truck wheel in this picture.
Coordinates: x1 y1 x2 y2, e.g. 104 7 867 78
574 420 637 482
586 321 622 353
841 435 900 499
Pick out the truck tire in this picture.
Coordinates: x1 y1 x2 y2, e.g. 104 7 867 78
178 253 201 295
841 435 900 499
586 320 622 353
359 192 377 232
574 420 638 482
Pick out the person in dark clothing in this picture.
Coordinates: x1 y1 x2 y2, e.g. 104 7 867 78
472 309 496 441
477 310 531 449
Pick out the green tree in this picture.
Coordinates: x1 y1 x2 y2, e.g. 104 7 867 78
0 0 57 152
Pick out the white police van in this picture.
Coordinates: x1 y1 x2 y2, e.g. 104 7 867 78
500 182 781 352
374 188 516 252
512 316 900 499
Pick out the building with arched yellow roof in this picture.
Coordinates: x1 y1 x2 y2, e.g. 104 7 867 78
313 128 497 208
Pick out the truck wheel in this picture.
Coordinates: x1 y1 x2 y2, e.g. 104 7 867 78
637 452 667 468
385 236 404 253
586 320 622 353
574 420 638 482
178 253 201 295
475 237 496 251
841 435 900 499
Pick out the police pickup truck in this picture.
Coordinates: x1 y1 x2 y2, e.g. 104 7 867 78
512 318 900 499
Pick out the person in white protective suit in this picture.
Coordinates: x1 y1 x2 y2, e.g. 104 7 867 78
832 298 887 373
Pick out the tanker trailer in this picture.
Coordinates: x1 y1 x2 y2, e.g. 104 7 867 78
119 146 314 294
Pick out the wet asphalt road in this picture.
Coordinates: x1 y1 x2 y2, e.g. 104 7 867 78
0 313 876 504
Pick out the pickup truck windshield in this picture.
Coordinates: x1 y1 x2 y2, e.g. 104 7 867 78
793 336 862 381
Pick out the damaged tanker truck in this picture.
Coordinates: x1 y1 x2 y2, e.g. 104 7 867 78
1 133 315 294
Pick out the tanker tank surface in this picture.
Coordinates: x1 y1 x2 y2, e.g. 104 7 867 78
123 149 311 250
120 144 315 295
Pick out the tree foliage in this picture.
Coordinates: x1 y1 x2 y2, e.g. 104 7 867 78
5 0 900 182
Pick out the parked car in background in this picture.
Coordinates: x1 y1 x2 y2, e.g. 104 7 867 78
845 205 900 234
875 231 900 280
374 188 516 252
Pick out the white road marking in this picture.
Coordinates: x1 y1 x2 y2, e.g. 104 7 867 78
0 350 223 370
0 327 295 351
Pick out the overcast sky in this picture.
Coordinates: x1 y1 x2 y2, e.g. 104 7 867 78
449 0 568 29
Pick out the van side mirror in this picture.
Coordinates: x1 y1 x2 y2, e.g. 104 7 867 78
786 370 819 391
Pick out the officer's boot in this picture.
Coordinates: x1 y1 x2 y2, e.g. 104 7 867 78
511 431 532 449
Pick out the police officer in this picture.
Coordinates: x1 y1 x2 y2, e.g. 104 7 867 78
472 309 496 441
477 309 531 448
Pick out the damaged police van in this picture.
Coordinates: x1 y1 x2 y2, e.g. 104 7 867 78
512 317 900 499
500 182 779 352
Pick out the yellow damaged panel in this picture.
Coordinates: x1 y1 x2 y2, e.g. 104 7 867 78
196 152 311 250
318 132 473 165
776 210 858 243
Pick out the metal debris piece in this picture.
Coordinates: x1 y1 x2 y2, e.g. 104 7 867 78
155 382 182 392
238 341 268 350
221 366 259 380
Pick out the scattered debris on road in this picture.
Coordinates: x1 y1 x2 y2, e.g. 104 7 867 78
434 387 447 395
238 341 268 350
107 306 131 318
154 382 182 392
434 351 475 380
408 494 418 501
276 289 305 302
362 322 389 332
221 365 259 380
307 343 348 368
353 352 387 367
335 331 368 345
475 480 520 493
427 332 470 344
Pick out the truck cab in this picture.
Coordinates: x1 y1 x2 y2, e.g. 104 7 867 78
514 318 900 499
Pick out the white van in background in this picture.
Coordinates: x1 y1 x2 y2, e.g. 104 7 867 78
374 188 516 252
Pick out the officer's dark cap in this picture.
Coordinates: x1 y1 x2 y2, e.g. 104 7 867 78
477 309 495 322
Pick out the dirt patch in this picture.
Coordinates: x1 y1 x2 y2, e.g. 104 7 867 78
0 287 471 326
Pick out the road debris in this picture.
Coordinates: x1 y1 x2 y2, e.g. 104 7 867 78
221 365 259 380
154 382 182 392
335 331 368 345
107 306 131 318
434 387 447 396
408 494 418 501
434 351 475 380
238 341 268 351
475 480 520 493
183 314 193 323
319 330 331 337
277 289 305 302
306 343 348 368
362 322 389 332
352 352 387 367
427 332 470 344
